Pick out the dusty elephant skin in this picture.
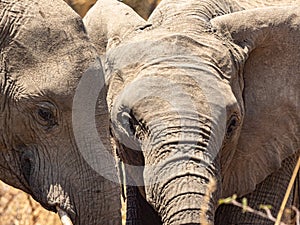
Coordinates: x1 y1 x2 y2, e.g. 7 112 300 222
0 0 121 225
85 0 300 224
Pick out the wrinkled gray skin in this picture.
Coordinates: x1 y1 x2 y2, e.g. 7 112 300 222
84 0 300 224
0 1 121 224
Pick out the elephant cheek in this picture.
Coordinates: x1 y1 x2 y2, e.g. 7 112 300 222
20 150 35 185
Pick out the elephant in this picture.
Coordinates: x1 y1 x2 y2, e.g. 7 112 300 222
84 0 300 224
0 0 122 224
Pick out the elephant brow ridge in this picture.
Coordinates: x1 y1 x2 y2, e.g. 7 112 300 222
0 1 35 50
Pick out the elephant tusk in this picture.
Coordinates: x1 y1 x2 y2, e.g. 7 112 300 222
56 206 74 225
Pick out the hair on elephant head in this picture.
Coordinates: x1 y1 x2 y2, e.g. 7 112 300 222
84 0 300 224
0 1 122 224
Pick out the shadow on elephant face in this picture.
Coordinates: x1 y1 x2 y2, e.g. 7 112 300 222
0 1 122 225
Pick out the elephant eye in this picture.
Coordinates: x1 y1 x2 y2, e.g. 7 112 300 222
35 102 57 129
226 115 239 136
38 108 53 121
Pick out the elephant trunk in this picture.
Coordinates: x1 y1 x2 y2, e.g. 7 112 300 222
143 117 222 224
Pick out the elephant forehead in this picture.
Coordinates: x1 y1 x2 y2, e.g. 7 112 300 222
106 31 236 81
121 65 229 120
5 18 92 72
13 55 101 104
23 62 80 95
0 0 94 75
0 0 98 103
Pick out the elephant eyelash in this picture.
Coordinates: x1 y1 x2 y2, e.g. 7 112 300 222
133 121 147 140
128 113 147 139
127 114 141 137
119 110 146 139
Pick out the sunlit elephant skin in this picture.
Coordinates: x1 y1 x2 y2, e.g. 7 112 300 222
0 0 121 224
84 0 300 224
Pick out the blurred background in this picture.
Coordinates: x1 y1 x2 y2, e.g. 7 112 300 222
64 0 161 18
0 0 160 224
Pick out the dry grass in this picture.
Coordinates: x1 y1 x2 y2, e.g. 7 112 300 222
0 181 60 225
217 155 300 225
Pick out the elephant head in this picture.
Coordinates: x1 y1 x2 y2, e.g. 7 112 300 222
85 0 300 224
0 0 121 224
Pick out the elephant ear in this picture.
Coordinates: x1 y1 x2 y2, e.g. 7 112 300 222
211 6 300 197
83 0 148 55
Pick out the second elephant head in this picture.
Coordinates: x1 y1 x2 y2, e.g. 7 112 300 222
0 1 122 224
84 0 300 224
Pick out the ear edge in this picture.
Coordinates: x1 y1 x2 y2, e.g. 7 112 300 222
212 6 300 197
83 0 148 55
211 6 300 52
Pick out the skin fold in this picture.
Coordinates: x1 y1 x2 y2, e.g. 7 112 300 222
0 0 121 224
85 0 299 224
